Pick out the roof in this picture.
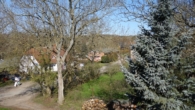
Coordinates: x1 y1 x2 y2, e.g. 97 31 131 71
87 51 105 62
87 51 104 57
26 46 65 64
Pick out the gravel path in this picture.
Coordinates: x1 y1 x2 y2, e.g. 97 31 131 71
99 60 121 73
0 81 55 110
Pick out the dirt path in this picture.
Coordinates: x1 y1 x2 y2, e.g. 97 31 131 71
0 81 55 110
99 60 121 73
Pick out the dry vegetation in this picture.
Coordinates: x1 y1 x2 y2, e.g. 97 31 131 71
74 35 135 53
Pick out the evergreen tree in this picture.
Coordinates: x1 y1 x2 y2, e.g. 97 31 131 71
122 0 194 109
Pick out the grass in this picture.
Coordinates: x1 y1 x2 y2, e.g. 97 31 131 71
0 106 28 110
0 107 10 110
32 72 133 110
84 62 107 69
62 72 133 110
89 72 131 100
0 80 13 87
0 106 23 110
33 95 60 109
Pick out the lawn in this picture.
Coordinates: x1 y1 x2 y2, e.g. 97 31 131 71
0 80 13 87
33 71 134 110
62 72 133 109
0 107 9 110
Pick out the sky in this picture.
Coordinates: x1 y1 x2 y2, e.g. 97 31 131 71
103 10 143 36
3 0 143 36
110 20 142 36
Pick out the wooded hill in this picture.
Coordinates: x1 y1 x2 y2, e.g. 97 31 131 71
74 34 136 53
0 33 135 59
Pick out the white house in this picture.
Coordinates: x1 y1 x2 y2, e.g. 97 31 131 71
86 51 105 62
0 59 3 65
19 46 65 73
50 63 58 72
19 55 40 73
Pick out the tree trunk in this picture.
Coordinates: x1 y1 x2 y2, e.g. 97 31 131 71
57 61 64 105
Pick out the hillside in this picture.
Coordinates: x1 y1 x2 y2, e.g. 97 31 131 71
74 35 135 53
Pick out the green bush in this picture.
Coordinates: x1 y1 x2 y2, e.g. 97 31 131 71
30 71 57 97
101 52 118 63
101 56 110 63
63 63 101 91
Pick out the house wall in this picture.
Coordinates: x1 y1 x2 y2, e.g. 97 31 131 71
87 51 105 62
19 56 40 73
20 55 60 73
23 46 66 73
51 64 58 72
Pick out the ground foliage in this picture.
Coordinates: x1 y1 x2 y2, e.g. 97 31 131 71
122 0 194 109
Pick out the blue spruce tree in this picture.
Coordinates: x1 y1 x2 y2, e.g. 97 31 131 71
122 0 194 109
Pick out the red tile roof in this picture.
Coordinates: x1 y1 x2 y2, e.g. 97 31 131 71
87 51 105 62
26 46 65 64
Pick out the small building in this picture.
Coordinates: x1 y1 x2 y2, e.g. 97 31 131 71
19 46 65 73
86 51 105 62
0 59 3 66
19 55 40 73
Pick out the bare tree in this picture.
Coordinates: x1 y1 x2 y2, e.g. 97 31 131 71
0 1 39 72
117 0 155 22
174 0 195 28
119 0 195 29
172 0 195 58
10 0 119 104
0 0 14 33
